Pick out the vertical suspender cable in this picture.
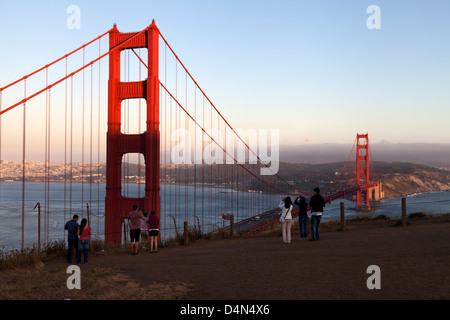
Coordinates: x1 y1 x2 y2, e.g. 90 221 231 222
21 79 26 250
185 73 188 223
169 97 172 237
194 86 197 232
82 47 85 217
97 39 101 236
138 48 142 199
44 72 48 243
210 102 213 228
98 40 101 236
44 70 48 243
160 84 164 230
47 82 52 243
216 115 219 222
177 87 181 228
224 123 227 217
202 95 204 231
175 61 179 228
64 58 68 239
90 64 94 224
121 51 125 197
125 50 129 197
48 87 52 243
70 76 73 218
122 51 126 197
163 44 167 235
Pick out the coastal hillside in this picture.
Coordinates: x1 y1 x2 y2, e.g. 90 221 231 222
354 161 450 198
377 168 450 197
276 161 450 198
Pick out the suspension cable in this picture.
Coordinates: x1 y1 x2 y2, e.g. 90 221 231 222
160 81 292 195
0 28 113 92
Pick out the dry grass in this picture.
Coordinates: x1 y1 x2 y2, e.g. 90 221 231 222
0 264 193 300
0 240 65 271
160 224 211 247
0 237 195 300
0 238 107 271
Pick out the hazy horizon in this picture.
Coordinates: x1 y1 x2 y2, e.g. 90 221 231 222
279 142 450 166
2 141 449 167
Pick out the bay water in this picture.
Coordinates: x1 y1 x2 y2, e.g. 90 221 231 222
1 182 449 252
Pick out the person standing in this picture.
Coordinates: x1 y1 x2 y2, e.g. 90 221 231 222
294 196 309 240
140 211 150 250
278 197 293 244
77 218 92 264
148 210 160 253
309 188 325 241
64 214 79 263
128 204 145 256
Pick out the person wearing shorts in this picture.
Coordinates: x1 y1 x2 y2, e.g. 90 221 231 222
148 210 160 253
128 204 145 256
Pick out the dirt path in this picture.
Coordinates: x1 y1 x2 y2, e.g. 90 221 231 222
47 217 450 300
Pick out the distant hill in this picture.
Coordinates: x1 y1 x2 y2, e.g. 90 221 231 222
274 161 450 198
279 143 450 168
372 162 450 198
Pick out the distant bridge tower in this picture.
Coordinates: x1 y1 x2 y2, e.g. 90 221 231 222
105 21 160 246
356 133 370 209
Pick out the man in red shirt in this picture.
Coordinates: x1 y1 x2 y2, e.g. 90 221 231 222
127 204 145 256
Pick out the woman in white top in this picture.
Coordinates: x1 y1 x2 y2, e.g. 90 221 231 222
278 196 293 244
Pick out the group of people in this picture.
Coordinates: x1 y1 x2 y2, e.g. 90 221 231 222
278 187 326 244
65 189 322 261
65 204 160 263
127 204 160 256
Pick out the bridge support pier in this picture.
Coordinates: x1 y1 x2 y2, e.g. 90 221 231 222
105 21 160 247
369 183 384 201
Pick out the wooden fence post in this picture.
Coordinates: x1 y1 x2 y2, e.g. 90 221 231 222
33 202 41 258
184 221 189 246
402 197 407 226
86 203 90 227
230 214 234 237
340 202 345 232
122 212 128 247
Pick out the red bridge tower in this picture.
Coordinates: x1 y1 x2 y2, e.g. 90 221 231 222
356 133 370 209
105 21 160 246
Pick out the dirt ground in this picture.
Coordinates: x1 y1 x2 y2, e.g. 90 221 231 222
45 216 450 300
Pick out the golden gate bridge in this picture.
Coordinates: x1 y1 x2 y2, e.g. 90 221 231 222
0 21 382 250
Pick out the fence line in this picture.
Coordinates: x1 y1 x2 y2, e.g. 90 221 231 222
1 194 449 254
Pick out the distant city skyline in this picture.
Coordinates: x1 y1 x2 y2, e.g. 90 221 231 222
2 141 449 166
0 0 449 163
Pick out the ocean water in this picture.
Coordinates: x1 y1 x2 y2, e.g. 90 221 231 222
0 182 282 251
1 182 449 252
321 190 450 221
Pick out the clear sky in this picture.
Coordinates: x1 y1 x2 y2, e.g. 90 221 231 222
1 0 449 150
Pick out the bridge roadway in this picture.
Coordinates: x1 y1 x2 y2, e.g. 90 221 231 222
221 185 374 236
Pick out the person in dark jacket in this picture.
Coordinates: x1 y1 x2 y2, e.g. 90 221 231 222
309 188 325 241
64 214 79 263
294 196 309 239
